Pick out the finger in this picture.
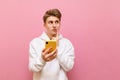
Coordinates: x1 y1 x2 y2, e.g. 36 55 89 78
42 49 57 62
47 53 57 61
44 47 52 54
41 48 50 60
54 48 57 52
42 48 46 52
42 47 53 60
46 49 57 59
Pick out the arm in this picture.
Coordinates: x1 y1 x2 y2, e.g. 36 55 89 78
57 40 75 72
29 42 46 72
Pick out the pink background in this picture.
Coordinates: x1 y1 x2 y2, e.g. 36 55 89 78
0 0 120 80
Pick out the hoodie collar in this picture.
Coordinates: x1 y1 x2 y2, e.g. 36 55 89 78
39 32 63 41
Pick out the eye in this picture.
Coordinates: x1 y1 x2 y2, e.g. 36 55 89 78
55 20 59 24
48 21 53 24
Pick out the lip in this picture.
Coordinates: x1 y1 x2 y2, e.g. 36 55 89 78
52 29 57 32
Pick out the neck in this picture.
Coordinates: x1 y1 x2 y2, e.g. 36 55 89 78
46 32 57 40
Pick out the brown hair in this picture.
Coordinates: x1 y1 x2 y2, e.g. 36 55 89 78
43 9 62 23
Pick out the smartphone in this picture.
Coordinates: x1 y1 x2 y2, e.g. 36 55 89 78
45 40 57 52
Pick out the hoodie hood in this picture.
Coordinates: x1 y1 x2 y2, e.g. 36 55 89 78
39 32 63 41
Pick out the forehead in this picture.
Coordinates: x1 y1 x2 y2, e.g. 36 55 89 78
46 16 59 21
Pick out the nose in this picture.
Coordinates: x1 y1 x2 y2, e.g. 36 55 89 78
53 23 57 28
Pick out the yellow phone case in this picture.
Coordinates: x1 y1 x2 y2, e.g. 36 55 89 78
45 40 57 52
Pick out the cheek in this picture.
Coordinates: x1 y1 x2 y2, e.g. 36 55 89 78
45 24 52 29
57 25 60 29
48 27 53 31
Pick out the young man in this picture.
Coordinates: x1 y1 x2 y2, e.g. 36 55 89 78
29 9 75 80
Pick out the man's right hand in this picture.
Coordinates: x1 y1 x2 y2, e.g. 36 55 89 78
41 47 57 62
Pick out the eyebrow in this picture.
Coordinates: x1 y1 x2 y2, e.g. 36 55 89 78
48 20 59 22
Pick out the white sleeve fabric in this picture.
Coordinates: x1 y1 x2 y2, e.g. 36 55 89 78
57 40 75 72
29 41 46 72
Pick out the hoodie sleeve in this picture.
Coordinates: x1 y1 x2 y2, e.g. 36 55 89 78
57 39 75 72
29 40 46 72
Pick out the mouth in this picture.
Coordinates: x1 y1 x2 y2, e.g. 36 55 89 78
52 29 57 32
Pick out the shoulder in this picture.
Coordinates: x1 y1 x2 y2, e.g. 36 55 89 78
30 37 39 43
59 37 74 52
60 38 73 46
30 37 43 45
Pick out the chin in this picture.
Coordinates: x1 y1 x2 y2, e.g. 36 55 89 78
51 33 57 36
52 32 57 34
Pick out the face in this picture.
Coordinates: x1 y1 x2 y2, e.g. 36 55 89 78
44 16 60 37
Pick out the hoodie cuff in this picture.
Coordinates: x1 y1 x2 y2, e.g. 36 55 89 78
36 56 46 66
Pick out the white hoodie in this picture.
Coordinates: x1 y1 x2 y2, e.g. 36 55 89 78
29 32 75 80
